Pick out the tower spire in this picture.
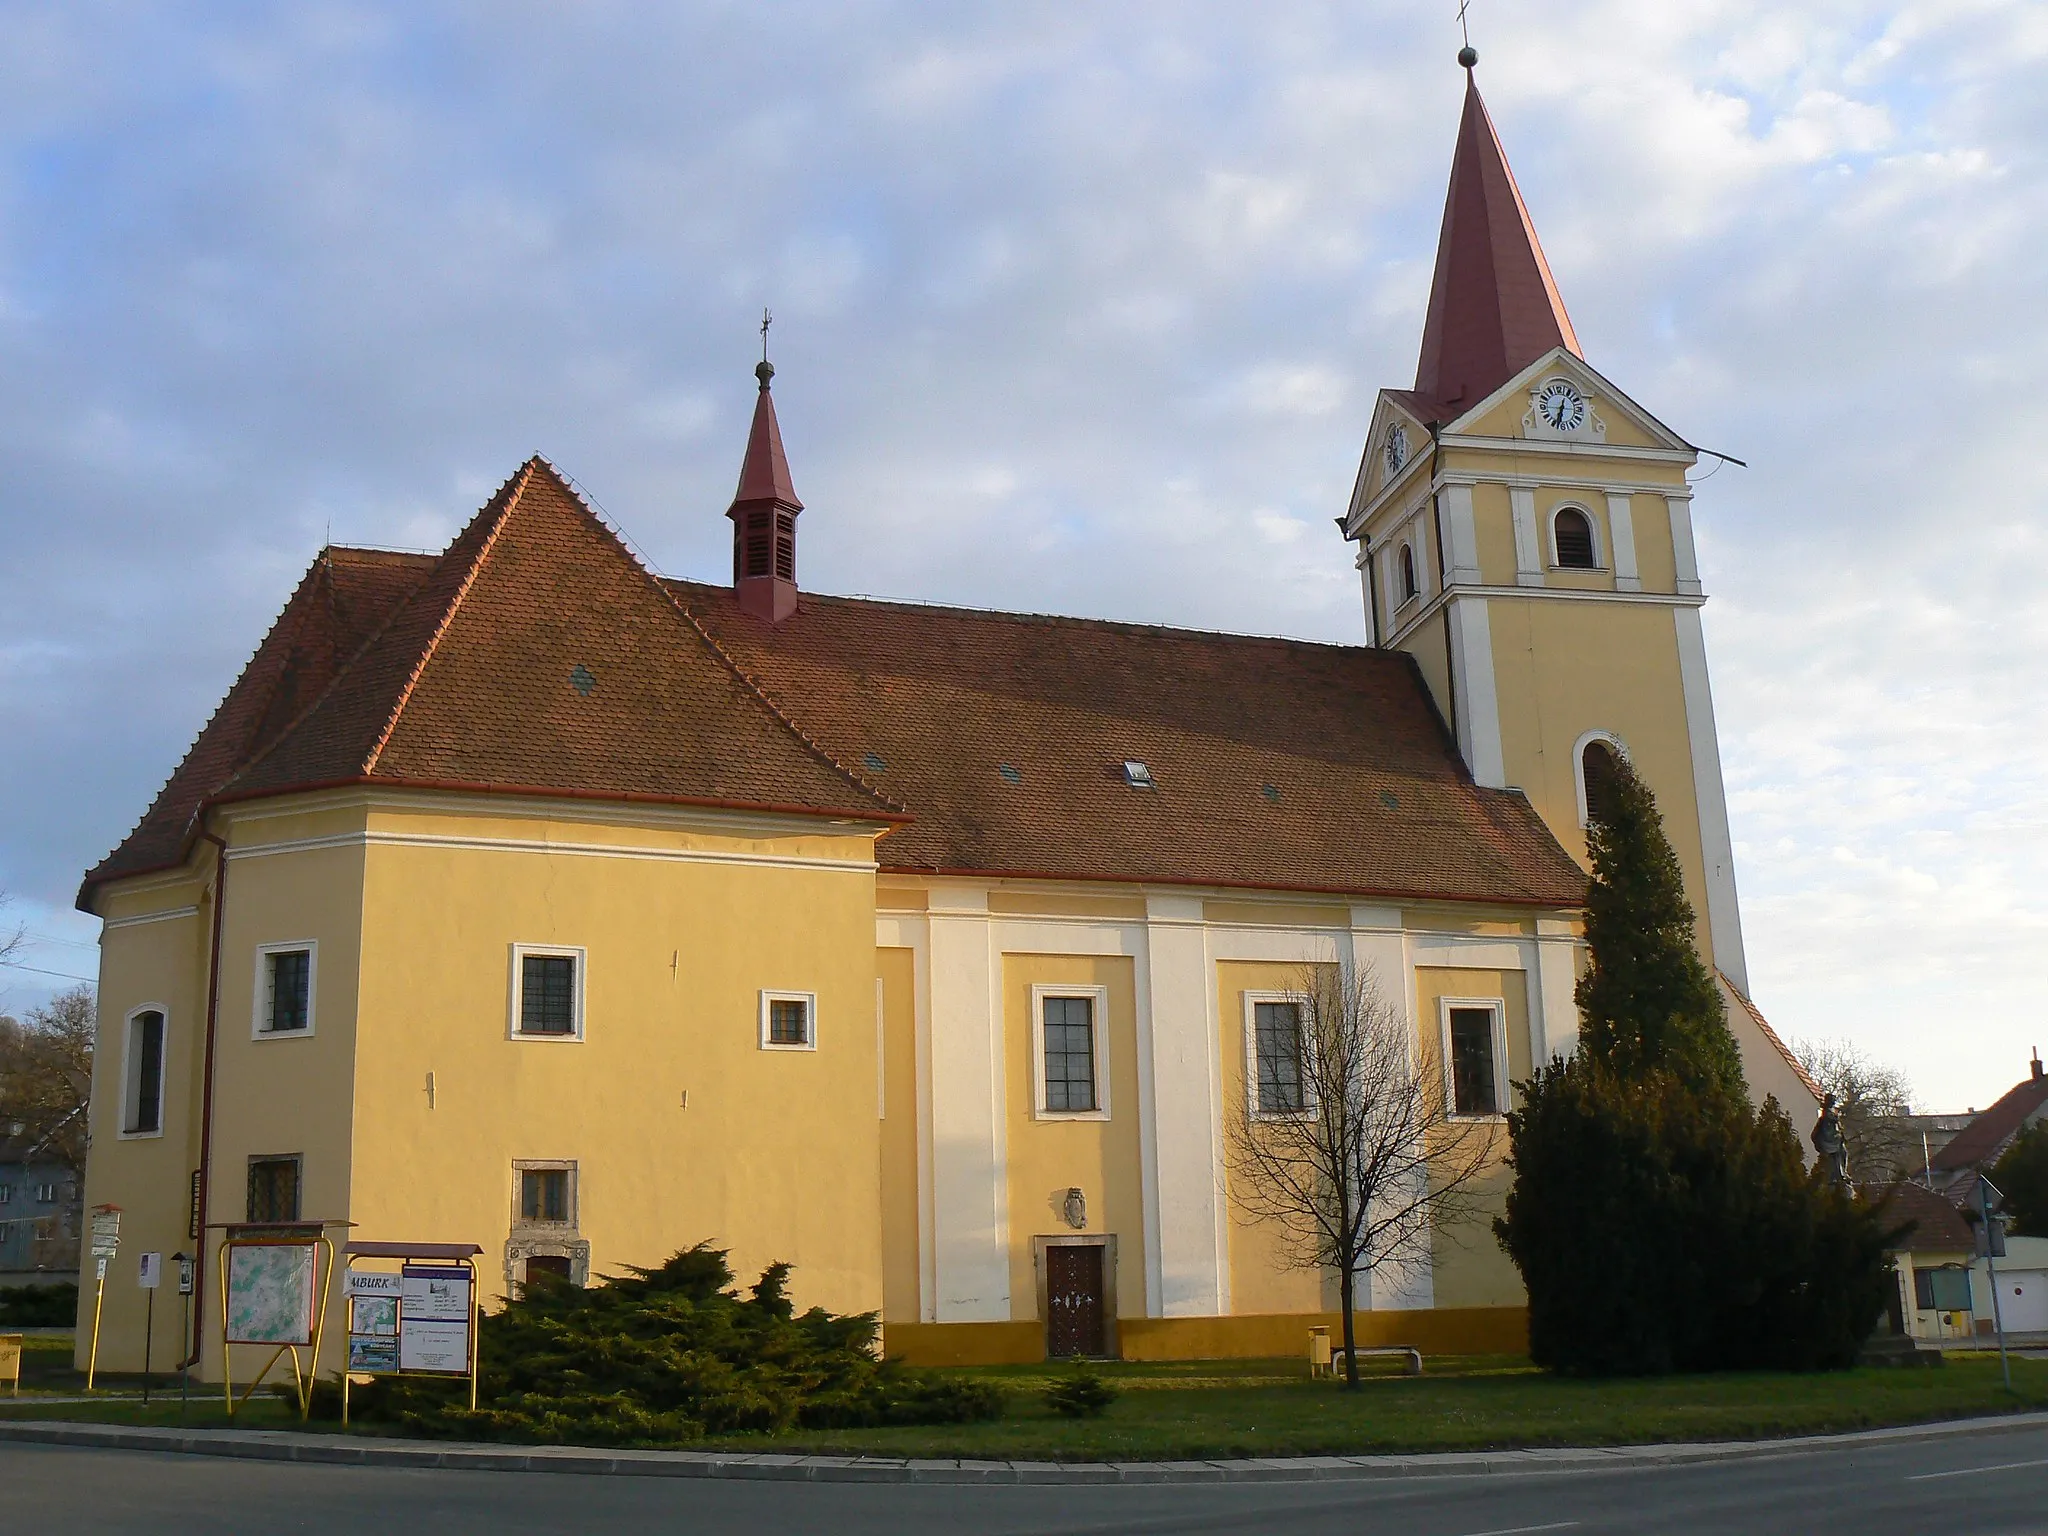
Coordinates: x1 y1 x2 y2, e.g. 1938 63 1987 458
1413 63 1581 410
727 339 804 623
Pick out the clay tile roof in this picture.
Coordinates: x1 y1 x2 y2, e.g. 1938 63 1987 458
1883 1181 1975 1253
672 583 1589 907
1720 978 1823 1100
79 459 895 910
1931 1066 2048 1173
1414 75 1582 410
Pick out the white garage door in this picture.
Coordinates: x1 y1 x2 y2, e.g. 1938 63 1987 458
1992 1270 2048 1333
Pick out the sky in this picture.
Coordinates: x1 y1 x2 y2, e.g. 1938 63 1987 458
0 1 2042 1114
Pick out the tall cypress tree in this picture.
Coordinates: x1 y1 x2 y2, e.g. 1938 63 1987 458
1575 757 1746 1102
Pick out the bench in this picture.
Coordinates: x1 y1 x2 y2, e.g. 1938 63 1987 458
1307 1328 1422 1378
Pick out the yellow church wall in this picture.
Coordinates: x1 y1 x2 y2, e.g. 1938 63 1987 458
345 800 887 1370
1412 967 1526 1311
1403 609 1455 729
1485 596 1717 959
164 826 371 1384
878 945 921 1323
73 871 212 1372
1456 377 1678 453
1471 481 1520 587
1000 952 1146 1327
1202 900 1348 932
1216 959 1331 1317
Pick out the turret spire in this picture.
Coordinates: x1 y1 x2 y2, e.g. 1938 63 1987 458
727 340 804 623
1413 67 1581 410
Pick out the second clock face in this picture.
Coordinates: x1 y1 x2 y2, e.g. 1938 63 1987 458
1536 381 1587 432
1384 424 1409 477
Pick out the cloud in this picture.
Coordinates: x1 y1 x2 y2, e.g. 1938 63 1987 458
0 0 2041 1109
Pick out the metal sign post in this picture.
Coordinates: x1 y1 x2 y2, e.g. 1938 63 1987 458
138 1252 163 1403
1978 1177 2012 1393
85 1205 121 1392
172 1252 193 1419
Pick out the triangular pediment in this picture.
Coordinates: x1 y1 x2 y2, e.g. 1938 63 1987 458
1443 348 1693 455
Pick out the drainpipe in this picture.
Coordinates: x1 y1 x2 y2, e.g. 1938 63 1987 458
182 828 229 1368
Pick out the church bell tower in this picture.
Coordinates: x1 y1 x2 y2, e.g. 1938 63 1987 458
1341 53 1751 999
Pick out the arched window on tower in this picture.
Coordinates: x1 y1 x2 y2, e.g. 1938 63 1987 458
1553 508 1598 569
1581 738 1623 828
1399 544 1418 603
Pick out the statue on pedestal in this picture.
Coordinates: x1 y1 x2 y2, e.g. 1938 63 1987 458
1812 1092 1850 1186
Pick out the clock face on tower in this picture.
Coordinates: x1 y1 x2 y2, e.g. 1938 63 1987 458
1535 380 1587 432
1384 424 1409 477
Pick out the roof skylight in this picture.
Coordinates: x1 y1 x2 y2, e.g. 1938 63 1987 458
998 763 1024 785
1122 760 1155 789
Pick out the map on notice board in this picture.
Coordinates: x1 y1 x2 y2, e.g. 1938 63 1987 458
226 1244 316 1345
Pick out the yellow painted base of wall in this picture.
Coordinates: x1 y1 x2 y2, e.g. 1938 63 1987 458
884 1308 1528 1366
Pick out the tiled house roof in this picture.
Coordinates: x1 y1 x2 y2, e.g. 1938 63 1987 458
1883 1181 1976 1254
84 457 1589 913
674 583 1589 907
78 460 899 907
1931 1065 2048 1175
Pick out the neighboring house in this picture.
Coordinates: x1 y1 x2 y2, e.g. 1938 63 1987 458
0 1130 82 1280
1884 1182 1979 1343
1929 1054 2048 1195
73 62 1816 1381
1974 1235 2048 1338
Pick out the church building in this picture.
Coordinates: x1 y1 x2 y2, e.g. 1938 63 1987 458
75 61 1817 1376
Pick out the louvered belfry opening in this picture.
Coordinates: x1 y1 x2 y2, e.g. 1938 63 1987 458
726 358 804 623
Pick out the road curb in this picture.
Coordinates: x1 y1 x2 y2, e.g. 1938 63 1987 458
2 1410 2046 1485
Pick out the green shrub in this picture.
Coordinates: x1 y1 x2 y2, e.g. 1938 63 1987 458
1497 1057 1904 1375
345 1243 1003 1445
1990 1124 2048 1237
0 1282 78 1328
1044 1369 1118 1419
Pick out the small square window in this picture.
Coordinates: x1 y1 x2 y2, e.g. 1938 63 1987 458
35 1183 57 1203
0 1186 10 1204
520 1168 571 1224
759 991 817 1051
246 1156 301 1223
521 956 577 1034
511 946 585 1040
255 944 316 1037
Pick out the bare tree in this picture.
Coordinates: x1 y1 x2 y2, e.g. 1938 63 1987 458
1790 1037 1918 1183
0 889 22 966
0 984 96 1171
1225 964 1499 1387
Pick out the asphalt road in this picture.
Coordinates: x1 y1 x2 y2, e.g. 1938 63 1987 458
4 1423 2046 1535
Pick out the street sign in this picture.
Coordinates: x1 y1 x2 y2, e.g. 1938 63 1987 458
138 1252 163 1289
175 1254 194 1296
89 1206 121 1259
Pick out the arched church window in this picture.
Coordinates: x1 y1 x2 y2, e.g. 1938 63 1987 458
1399 544 1418 603
1581 738 1622 828
1553 508 1598 569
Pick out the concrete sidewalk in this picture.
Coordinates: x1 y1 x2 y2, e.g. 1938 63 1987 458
3 1410 2047 1485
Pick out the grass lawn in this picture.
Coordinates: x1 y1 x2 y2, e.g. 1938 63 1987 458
6 1340 2045 1460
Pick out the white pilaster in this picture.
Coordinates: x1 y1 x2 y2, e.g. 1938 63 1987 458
1606 493 1640 592
1448 597 1506 788
924 885 1010 1320
1509 487 1543 586
1531 917 1582 1065
1441 484 1481 586
1667 494 1702 597
1139 893 1226 1317
1672 607 1750 996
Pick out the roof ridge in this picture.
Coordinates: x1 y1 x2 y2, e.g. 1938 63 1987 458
1718 972 1822 1100
662 577 1380 658
218 462 533 798
578 509 901 820
360 460 536 778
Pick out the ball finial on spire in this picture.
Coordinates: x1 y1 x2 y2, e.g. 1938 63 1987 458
755 359 775 390
1458 45 1478 69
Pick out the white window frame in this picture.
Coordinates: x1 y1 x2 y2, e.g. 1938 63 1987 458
509 944 587 1042
1571 728 1631 829
1031 983 1111 1121
252 941 318 1040
1439 996 1509 1120
119 1003 170 1140
1397 541 1419 606
511 1158 579 1230
1548 502 1606 571
759 989 819 1052
1241 990 1316 1121
34 1182 57 1203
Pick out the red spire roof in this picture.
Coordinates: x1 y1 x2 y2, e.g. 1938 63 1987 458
733 361 802 510
1413 73 1582 410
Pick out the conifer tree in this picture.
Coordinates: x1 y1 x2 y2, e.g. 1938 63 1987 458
1575 757 1745 1102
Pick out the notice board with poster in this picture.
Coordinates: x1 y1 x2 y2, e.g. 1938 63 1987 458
338 1240 484 1422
